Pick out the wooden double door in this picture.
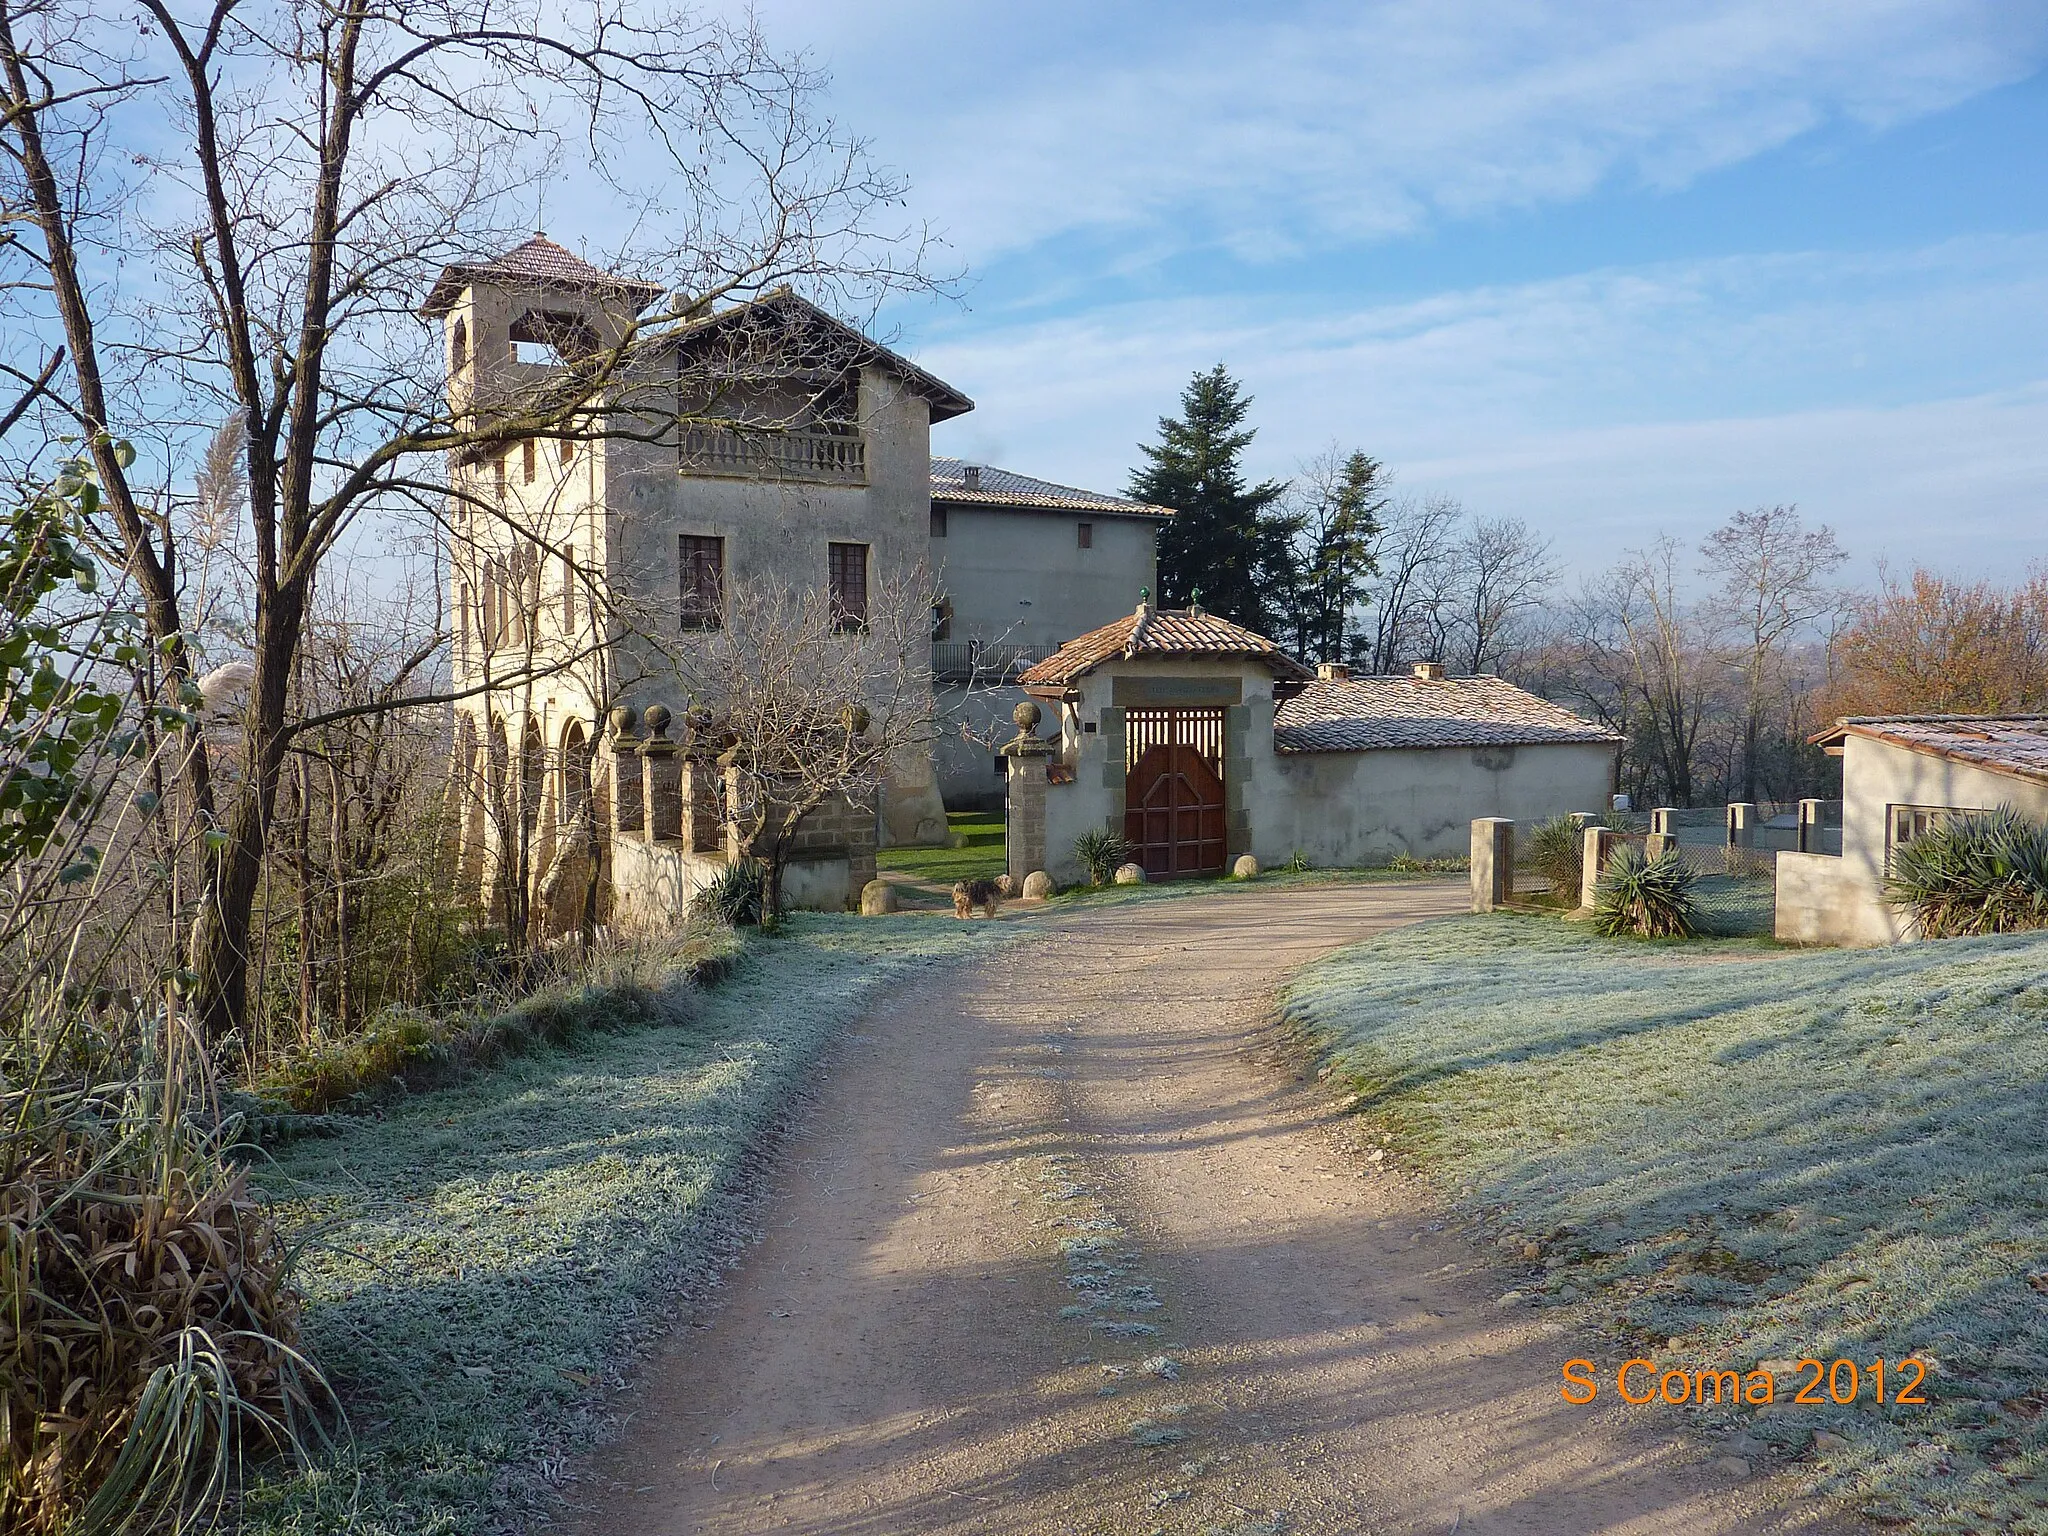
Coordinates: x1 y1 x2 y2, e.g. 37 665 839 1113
1123 707 1227 879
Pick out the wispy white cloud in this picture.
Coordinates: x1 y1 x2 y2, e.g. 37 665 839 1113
757 0 2048 264
917 236 2048 576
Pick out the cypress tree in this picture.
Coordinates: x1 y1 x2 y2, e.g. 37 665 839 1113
1128 365 1290 633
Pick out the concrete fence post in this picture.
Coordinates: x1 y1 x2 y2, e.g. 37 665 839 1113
1470 817 1515 912
639 703 681 844
1727 802 1757 847
1580 826 1622 910
1798 798 1824 854
680 756 723 854
608 707 643 840
1644 831 1678 859
1650 807 1678 837
1005 756 1049 882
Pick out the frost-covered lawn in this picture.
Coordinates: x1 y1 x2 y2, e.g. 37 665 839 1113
1282 915 2048 1534
239 914 1015 1535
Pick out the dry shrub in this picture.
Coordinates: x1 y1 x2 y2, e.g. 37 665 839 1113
1 1084 321 1535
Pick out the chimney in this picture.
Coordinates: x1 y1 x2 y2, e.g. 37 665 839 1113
1412 661 1445 682
962 464 981 491
1317 661 1351 681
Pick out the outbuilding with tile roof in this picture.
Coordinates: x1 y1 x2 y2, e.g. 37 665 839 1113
998 604 1618 884
1777 715 2048 946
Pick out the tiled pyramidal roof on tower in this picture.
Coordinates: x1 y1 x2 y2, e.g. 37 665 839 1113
1020 603 1315 687
420 235 664 315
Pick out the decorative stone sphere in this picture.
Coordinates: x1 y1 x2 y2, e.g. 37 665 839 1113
1113 862 1146 885
1232 854 1261 880
608 705 639 737
642 702 672 738
859 879 898 915
1022 870 1055 900
1013 700 1042 731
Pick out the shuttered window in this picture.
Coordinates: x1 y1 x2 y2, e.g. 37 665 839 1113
829 541 868 630
679 535 724 630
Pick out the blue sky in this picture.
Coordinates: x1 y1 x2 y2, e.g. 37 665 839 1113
734 1 2048 578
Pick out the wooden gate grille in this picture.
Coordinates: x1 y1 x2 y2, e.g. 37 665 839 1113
1124 707 1224 772
1122 707 1227 878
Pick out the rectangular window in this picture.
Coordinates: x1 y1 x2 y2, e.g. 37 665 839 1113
1077 520 1093 549
562 545 577 630
493 456 507 501
560 436 575 466
522 439 537 484
931 506 948 537
679 534 724 630
1889 803 1969 855
829 541 868 630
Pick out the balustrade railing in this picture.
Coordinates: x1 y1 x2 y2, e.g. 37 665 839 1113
679 426 866 484
931 642 1057 682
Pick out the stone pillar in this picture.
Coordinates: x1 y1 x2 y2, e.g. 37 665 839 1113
1727 802 1757 848
1581 826 1623 909
1650 806 1678 837
608 707 643 839
639 703 682 844
1001 700 1053 882
680 756 723 854
1470 818 1515 912
1799 798 1825 854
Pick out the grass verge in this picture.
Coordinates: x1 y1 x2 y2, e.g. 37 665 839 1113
244 926 743 1117
1280 914 2048 1533
236 912 1018 1535
875 809 1005 882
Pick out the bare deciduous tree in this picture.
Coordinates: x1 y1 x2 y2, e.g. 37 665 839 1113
2 0 940 1041
663 563 939 919
1700 505 1846 801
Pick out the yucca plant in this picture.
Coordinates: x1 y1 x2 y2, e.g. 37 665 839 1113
699 858 766 926
2 1060 327 1536
1592 843 1701 938
1073 828 1133 886
1524 814 1585 900
1885 806 2048 938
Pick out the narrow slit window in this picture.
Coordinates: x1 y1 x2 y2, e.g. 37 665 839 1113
931 506 948 537
679 535 724 630
829 541 868 630
522 439 537 484
1077 521 1093 549
562 545 577 630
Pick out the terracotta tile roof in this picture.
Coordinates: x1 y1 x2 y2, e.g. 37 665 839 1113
1274 674 1620 753
421 235 664 315
1019 605 1314 687
931 458 1172 518
1822 716 2048 786
669 290 974 423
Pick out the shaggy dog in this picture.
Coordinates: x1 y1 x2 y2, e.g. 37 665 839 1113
952 877 1002 919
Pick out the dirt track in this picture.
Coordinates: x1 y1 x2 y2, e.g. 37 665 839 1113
569 883 1855 1535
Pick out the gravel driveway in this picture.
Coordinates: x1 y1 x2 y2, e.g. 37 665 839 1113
568 882 1854 1535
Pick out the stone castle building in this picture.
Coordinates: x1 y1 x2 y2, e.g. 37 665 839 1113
428 235 1161 925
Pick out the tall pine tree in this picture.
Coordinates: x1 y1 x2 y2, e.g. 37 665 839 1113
1128 365 1291 633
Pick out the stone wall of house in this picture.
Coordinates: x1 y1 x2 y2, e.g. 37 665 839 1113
602 365 946 844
